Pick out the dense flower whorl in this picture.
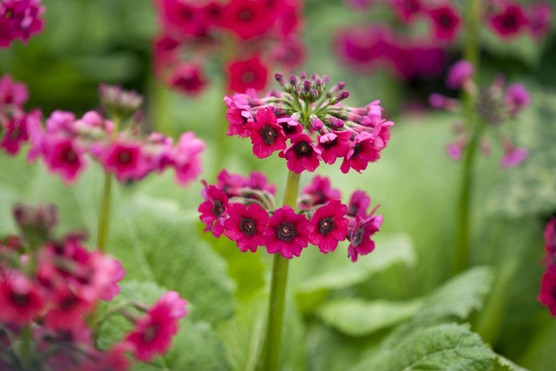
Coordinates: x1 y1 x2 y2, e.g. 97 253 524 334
0 0 45 48
225 72 394 174
199 170 383 261
432 61 531 170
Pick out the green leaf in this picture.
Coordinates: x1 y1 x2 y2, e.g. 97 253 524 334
295 234 414 291
489 90 556 217
317 298 422 337
110 196 235 324
494 354 528 371
351 323 496 371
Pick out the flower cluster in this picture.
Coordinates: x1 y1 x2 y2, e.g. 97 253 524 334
430 60 531 169
0 78 205 186
225 72 394 174
154 0 304 95
199 171 383 262
0 0 44 48
0 203 188 369
335 0 551 80
538 218 556 316
0 74 42 155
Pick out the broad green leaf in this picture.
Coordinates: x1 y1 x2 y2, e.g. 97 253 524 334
351 324 495 371
489 90 556 217
110 196 235 324
494 354 528 371
317 298 422 337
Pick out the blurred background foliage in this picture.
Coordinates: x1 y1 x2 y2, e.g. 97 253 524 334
1 0 556 370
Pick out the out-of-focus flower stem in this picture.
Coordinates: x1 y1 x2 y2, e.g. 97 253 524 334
453 0 482 274
263 170 300 371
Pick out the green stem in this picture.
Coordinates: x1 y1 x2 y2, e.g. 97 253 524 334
453 0 482 274
263 171 301 371
97 171 113 253
19 325 32 369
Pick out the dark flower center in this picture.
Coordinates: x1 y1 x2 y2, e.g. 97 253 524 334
351 227 364 247
239 217 257 237
502 12 518 29
10 292 29 307
143 324 160 343
9 127 21 140
65 148 78 164
276 222 296 242
60 295 78 310
238 8 253 22
260 125 278 145
318 217 335 236
351 143 363 158
179 7 194 21
242 71 255 84
294 141 312 157
212 200 224 217
118 150 131 164
439 14 453 28
5 10 13 19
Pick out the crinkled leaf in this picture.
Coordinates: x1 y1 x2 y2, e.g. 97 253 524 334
352 323 495 371
317 298 422 337
494 354 528 371
110 196 235 323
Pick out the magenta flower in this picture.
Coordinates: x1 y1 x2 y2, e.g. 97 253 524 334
505 83 531 116
490 4 529 38
224 203 269 253
528 3 552 39
227 55 269 93
246 108 287 158
0 74 28 105
309 200 349 253
43 137 85 184
0 273 44 325
501 147 528 169
169 63 207 96
44 288 93 330
446 60 474 90
220 0 277 40
300 175 342 209
0 0 45 48
1 114 30 155
538 265 556 316
340 132 381 173
280 133 322 173
545 218 556 260
173 132 205 187
318 131 351 165
428 5 461 41
125 291 187 362
446 141 464 161
347 213 383 262
199 183 229 237
389 0 421 23
346 190 371 217
265 206 310 259
101 141 145 181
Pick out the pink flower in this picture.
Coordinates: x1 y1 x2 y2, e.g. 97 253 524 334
125 291 187 362
528 3 552 39
0 0 45 48
1 114 29 155
309 200 349 253
101 141 145 181
545 217 556 262
490 4 528 38
389 0 421 23
172 132 205 186
318 131 351 165
340 132 381 173
539 265 556 316
224 203 269 252
45 110 76 134
501 147 528 169
428 5 461 41
279 133 321 173
227 56 269 93
246 108 287 158
505 83 530 116
446 60 474 90
198 183 229 237
446 142 464 161
0 272 44 325
346 190 370 217
225 104 253 138
169 63 207 96
265 206 309 259
43 137 85 183
221 0 277 40
0 74 28 105
247 171 276 195
300 175 342 208
347 213 383 262
44 288 92 330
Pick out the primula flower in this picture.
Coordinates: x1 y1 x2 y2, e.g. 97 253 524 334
0 273 44 325
318 131 351 165
0 0 45 48
173 132 205 186
501 146 528 169
0 74 28 105
199 183 229 237
346 190 371 217
224 203 269 252
446 60 474 90
545 217 556 260
528 3 552 39
227 56 269 93
101 141 145 181
309 200 349 253
389 0 421 23
169 63 207 96
347 213 383 262
246 108 287 158
43 137 85 183
505 83 531 116
125 291 187 362
490 3 529 38
265 206 310 259
340 132 381 174
428 5 461 41
221 0 277 40
1 114 30 154
280 133 322 173
299 175 342 208
538 265 556 316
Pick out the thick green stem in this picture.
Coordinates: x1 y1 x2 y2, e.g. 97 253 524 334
97 171 113 252
453 0 482 274
19 325 32 369
263 171 301 371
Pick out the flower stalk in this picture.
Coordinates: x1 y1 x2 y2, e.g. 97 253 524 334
263 170 300 371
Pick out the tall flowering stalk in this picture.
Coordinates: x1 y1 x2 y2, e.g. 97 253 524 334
200 72 393 369
0 204 187 370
